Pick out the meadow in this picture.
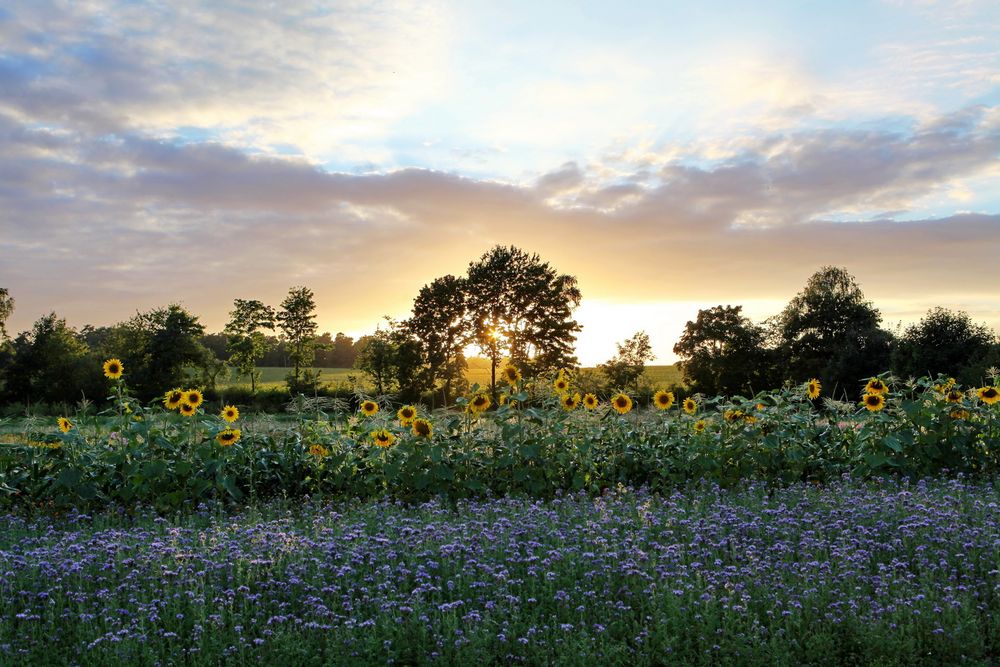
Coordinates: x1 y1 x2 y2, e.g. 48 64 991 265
2 364 999 665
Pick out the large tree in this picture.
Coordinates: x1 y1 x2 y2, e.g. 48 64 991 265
892 307 996 385
600 331 655 393
775 267 892 398
277 286 319 392
125 304 209 398
465 246 582 395
405 275 469 405
3 313 98 405
673 305 773 396
224 298 276 392
354 321 427 399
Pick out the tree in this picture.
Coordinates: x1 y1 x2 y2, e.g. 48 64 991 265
0 288 13 341
673 306 773 396
355 320 428 399
892 307 996 385
2 313 97 405
775 267 892 397
224 299 276 392
277 286 319 392
127 305 209 398
329 332 356 368
600 331 655 393
405 275 469 405
465 246 582 395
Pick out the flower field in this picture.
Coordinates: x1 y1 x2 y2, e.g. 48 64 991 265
2 478 999 665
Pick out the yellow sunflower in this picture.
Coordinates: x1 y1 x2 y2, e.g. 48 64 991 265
220 405 240 423
184 389 204 409
360 400 379 417
216 428 241 446
683 398 697 415
102 358 124 380
397 405 417 426
976 386 999 405
468 393 491 414
371 429 396 448
562 392 580 411
57 417 73 433
861 393 885 412
944 389 964 404
553 376 570 394
653 390 675 410
724 409 744 423
744 414 758 425
693 419 707 433
163 389 185 410
807 379 821 400
503 366 521 385
179 402 197 417
864 378 888 395
611 393 632 415
411 418 433 438
583 393 599 410
949 409 970 420
309 443 329 458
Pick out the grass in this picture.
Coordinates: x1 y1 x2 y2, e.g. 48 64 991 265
219 360 684 391
2 477 998 665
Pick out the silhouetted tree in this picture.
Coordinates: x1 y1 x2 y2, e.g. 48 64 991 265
3 313 98 405
277 286 319 392
225 299 276 392
0 288 13 341
775 267 892 398
355 321 428 399
330 332 356 368
673 306 772 396
405 275 469 405
465 246 581 395
892 307 996 385
600 331 655 393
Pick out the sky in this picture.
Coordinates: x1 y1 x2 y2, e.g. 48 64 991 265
1 0 998 365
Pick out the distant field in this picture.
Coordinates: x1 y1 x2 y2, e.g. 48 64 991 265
221 360 684 390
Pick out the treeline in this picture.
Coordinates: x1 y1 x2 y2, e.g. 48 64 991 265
671 266 1000 399
1 254 998 414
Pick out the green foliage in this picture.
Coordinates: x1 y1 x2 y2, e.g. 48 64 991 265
599 331 655 392
225 298 276 392
674 305 774 395
354 322 429 400
277 286 318 392
2 313 99 405
405 274 469 405
0 287 13 341
776 266 893 398
3 369 999 510
124 304 211 399
892 307 997 385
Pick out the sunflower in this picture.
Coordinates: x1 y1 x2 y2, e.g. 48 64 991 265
864 378 888 395
184 389 204 409
102 358 124 380
179 402 197 417
977 386 999 405
744 414 758 425
562 392 580 411
861 393 885 412
934 378 957 394
360 400 379 417
949 409 970 420
682 398 697 415
693 420 707 433
944 389 964 404
807 379 821 400
724 409 744 423
396 405 417 426
216 428 241 446
653 390 675 410
610 393 632 415
553 376 570 394
503 366 521 385
163 389 185 410
583 393 599 410
411 418 433 438
371 429 396 448
57 417 73 433
220 405 240 423
309 443 329 458
468 393 491 414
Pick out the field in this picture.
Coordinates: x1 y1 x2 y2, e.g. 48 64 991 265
2 478 999 666
218 360 684 390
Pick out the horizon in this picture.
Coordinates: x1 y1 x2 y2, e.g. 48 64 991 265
1 1 999 366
